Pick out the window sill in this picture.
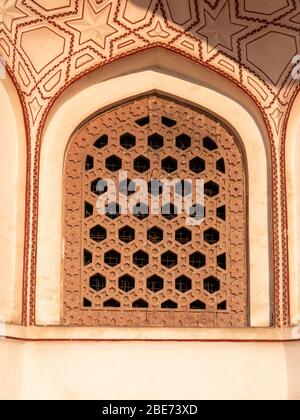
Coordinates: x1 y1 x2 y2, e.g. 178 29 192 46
2 324 300 342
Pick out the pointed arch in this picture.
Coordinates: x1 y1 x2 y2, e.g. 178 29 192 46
36 49 272 333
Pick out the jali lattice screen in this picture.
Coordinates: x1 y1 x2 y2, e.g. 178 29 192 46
63 95 247 327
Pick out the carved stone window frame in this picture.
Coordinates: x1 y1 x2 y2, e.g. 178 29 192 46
63 94 248 327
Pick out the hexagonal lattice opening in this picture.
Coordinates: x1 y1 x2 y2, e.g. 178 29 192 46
162 116 177 127
161 300 178 309
148 180 164 196
133 250 149 268
134 156 150 173
189 204 205 221
133 299 149 308
190 300 206 310
217 301 227 311
119 226 135 243
204 228 220 245
204 276 220 294
148 226 163 244
83 298 92 308
105 202 121 220
120 133 136 149
135 116 150 127
217 253 227 270
84 249 92 266
162 203 178 220
119 178 136 196
161 251 178 268
103 298 120 308
85 202 93 218
118 275 135 292
203 136 218 151
133 203 149 220
190 252 206 269
175 275 192 293
104 250 121 267
205 181 219 197
175 180 192 197
85 155 94 171
94 134 108 149
176 134 191 150
217 205 226 221
175 227 192 245
90 225 107 242
91 178 108 196
89 274 106 292
106 155 122 172
148 133 164 150
190 157 205 174
162 156 178 173
147 275 164 293
217 158 226 173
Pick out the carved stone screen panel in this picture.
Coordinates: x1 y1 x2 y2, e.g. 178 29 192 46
63 95 247 327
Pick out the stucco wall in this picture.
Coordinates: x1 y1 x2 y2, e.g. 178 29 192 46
1 339 300 400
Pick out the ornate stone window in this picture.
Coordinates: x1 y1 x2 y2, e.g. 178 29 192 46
63 95 247 327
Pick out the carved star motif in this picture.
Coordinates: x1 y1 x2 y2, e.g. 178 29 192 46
67 1 117 49
148 22 170 39
198 2 246 53
0 0 26 31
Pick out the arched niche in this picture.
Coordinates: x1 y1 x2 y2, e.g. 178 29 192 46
0 74 26 324
36 49 272 333
286 91 300 326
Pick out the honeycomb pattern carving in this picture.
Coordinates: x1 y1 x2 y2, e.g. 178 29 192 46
64 95 247 327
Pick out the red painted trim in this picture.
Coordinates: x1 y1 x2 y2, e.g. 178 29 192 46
2 335 300 344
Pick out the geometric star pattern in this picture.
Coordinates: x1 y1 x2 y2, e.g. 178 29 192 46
197 2 246 53
67 1 117 49
0 0 298 327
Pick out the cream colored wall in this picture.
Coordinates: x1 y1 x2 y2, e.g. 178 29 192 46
1 339 298 400
36 50 272 330
285 341 300 400
0 76 26 324
287 91 300 327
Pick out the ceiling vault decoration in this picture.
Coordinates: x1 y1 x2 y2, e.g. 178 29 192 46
0 0 299 326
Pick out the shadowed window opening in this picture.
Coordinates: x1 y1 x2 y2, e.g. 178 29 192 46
120 133 136 149
190 300 206 310
203 136 218 151
162 116 177 127
217 158 226 173
148 133 164 150
162 300 178 309
84 202 93 218
83 298 92 308
136 116 150 126
217 301 227 311
119 226 135 243
133 299 149 308
217 205 226 221
84 249 92 266
119 275 135 292
85 155 94 171
104 299 120 308
94 135 108 149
